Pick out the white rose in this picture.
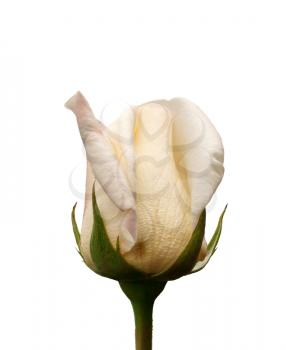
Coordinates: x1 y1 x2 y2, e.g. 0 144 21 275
65 92 224 276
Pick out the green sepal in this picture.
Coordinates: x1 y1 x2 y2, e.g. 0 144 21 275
71 203 81 249
154 209 206 281
191 205 227 274
90 184 145 281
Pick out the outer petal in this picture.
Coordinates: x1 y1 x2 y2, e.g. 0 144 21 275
65 93 137 261
65 92 135 211
168 98 224 230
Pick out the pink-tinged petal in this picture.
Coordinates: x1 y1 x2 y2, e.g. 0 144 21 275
65 92 135 212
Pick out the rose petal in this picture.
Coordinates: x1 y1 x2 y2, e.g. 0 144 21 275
65 91 135 211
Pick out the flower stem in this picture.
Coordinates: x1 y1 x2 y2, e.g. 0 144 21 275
132 297 153 350
119 280 167 350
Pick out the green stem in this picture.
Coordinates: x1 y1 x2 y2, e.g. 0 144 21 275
119 280 167 350
132 297 153 350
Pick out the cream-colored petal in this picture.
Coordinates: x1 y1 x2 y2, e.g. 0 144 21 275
123 99 223 274
65 92 135 212
119 102 193 273
105 105 136 192
169 98 224 229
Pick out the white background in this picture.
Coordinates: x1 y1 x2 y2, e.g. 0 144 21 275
1 0 286 349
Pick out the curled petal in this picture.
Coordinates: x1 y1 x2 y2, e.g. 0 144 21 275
65 91 135 212
169 98 224 230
